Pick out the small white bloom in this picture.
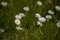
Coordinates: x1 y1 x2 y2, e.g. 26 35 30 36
38 17 46 22
37 1 42 6
0 29 5 32
23 6 29 12
1 1 8 6
15 19 21 25
19 13 25 17
48 10 54 15
45 15 52 19
55 6 60 11
37 21 43 26
16 26 23 30
35 13 41 18
15 15 21 19
56 22 60 27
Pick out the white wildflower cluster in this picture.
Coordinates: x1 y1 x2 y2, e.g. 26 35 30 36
38 17 46 22
15 6 29 30
35 10 54 26
55 20 60 28
23 6 30 12
1 0 60 31
56 21 60 27
45 10 54 21
15 13 25 30
35 13 46 26
37 21 43 26
55 6 60 11
37 1 42 6
16 26 23 30
0 29 5 33
35 13 41 18
45 15 52 21
1 1 8 6
48 10 54 15
36 1 54 26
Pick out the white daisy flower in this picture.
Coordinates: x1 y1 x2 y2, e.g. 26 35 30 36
16 26 23 30
55 6 60 11
19 13 25 17
23 6 29 12
37 21 43 26
0 29 5 32
56 22 60 27
38 17 46 22
15 15 22 19
48 10 54 15
1 1 8 6
45 15 52 19
35 13 41 18
15 19 21 25
37 1 42 6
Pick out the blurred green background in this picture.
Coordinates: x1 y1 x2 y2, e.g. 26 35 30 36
0 0 60 40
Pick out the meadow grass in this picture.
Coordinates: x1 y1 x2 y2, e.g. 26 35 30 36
0 0 60 40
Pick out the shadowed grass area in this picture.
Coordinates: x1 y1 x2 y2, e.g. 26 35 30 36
0 0 60 40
